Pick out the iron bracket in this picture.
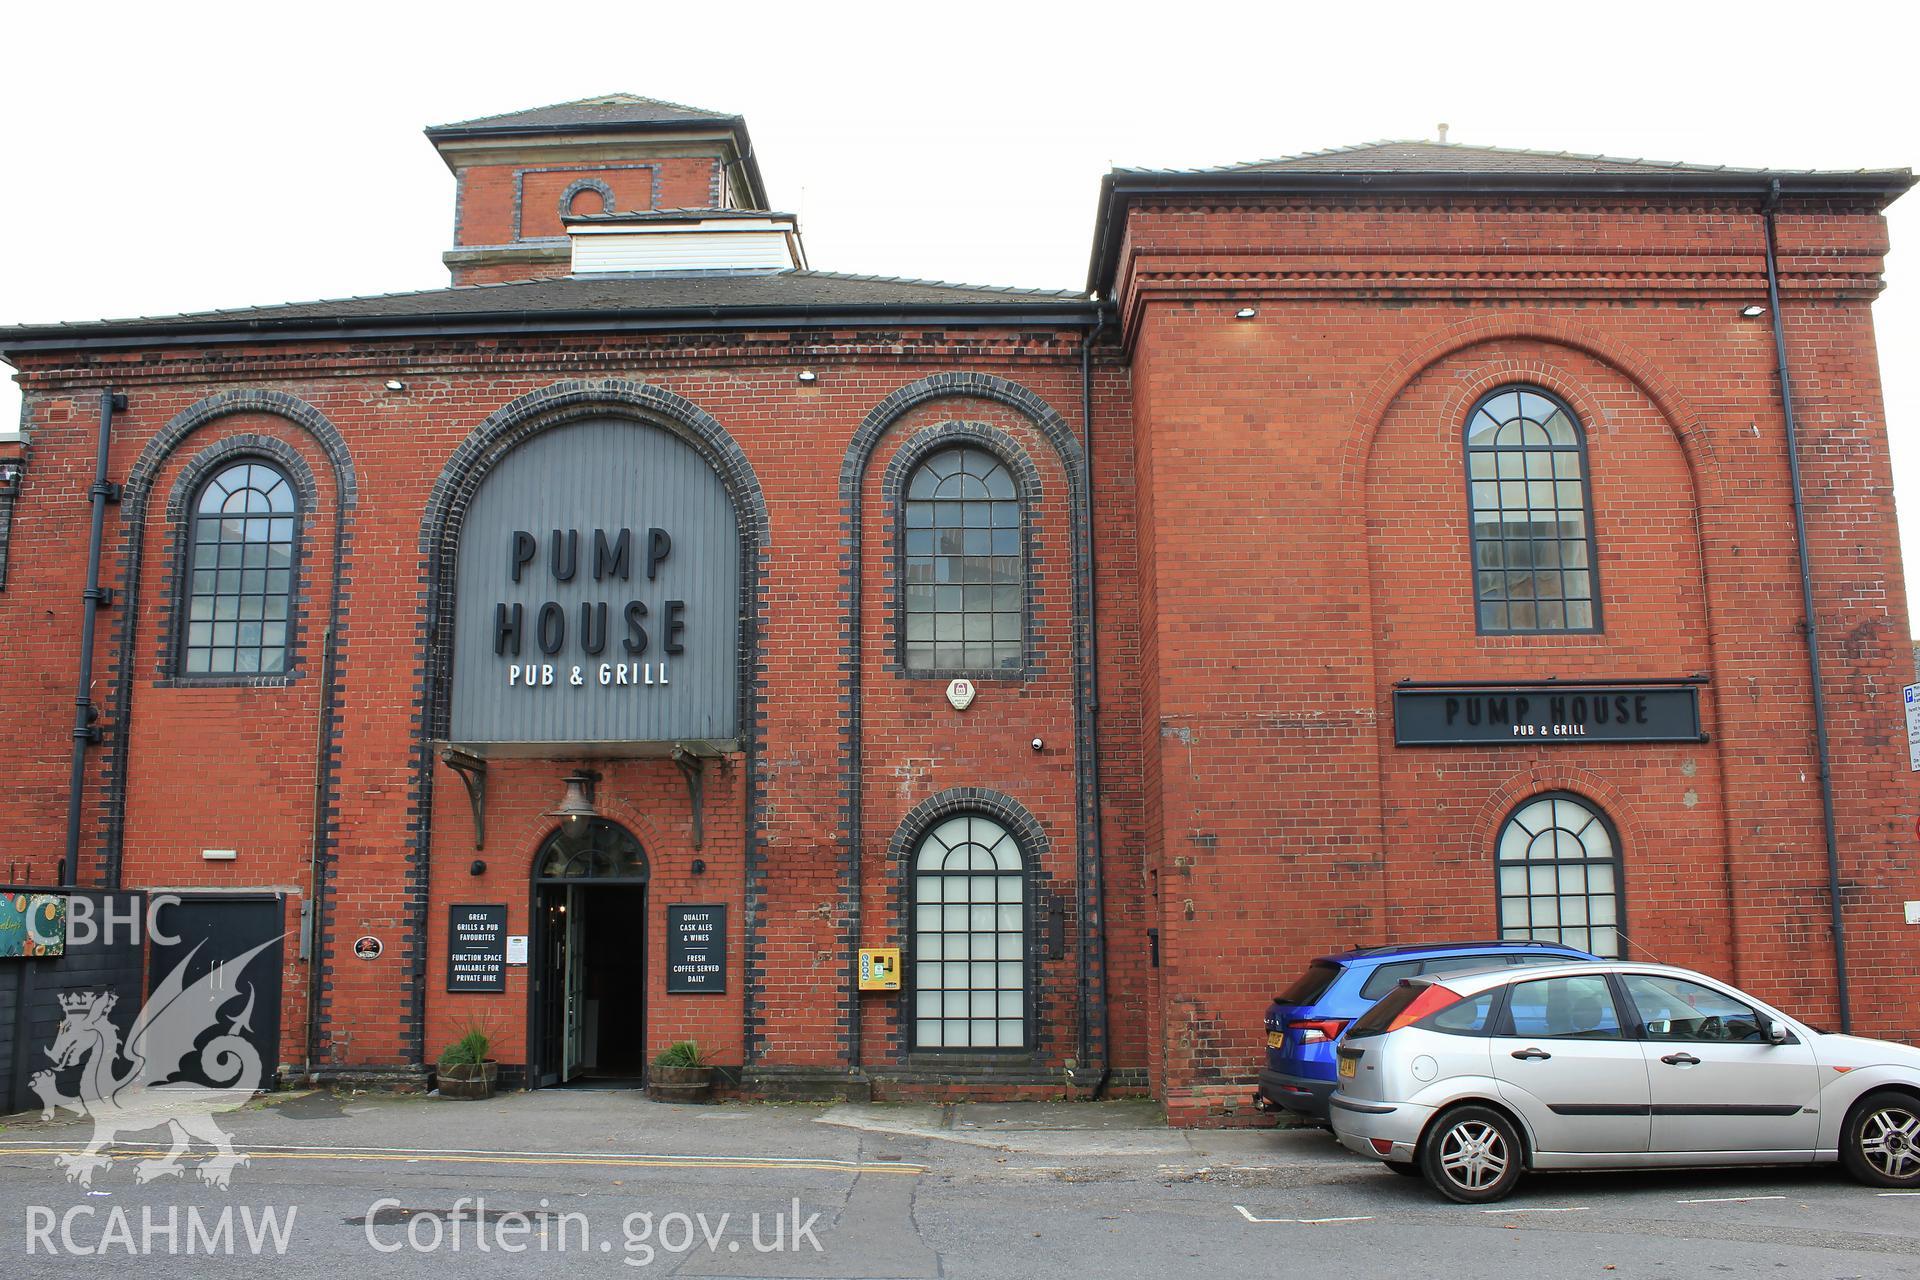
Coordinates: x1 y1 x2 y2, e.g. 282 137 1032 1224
671 745 706 851
440 747 488 850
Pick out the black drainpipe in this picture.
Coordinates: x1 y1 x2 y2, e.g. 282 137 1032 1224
1762 178 1851 1033
63 389 124 888
1076 312 1112 1095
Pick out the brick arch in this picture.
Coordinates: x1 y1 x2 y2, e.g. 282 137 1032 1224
100 390 356 893
1472 769 1640 958
836 372 1097 1074
410 378 768 1066
1345 313 1721 507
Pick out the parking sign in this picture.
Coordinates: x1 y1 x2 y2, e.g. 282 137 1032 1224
1906 684 1920 771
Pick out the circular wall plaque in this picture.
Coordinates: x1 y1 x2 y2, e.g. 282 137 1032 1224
353 935 383 960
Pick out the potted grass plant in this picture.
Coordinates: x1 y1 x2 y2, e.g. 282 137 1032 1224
436 1025 498 1100
646 1040 713 1103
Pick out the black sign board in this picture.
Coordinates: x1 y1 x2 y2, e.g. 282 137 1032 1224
666 904 726 994
447 903 508 992
1393 684 1704 747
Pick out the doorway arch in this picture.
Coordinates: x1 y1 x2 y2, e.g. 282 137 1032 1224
529 819 650 1086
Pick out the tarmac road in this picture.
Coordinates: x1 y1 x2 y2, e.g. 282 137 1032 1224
0 1090 1913 1278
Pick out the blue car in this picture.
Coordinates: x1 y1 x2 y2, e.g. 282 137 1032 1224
1258 940 1597 1123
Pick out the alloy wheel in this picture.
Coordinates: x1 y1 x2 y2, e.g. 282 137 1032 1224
1858 1104 1920 1180
1439 1119 1509 1192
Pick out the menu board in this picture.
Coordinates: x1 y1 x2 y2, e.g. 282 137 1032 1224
666 904 726 994
447 903 507 992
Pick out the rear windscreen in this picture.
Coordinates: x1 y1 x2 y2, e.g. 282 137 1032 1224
1276 961 1342 1005
1346 982 1423 1037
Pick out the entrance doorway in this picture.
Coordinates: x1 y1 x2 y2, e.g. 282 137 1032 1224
530 820 649 1087
148 895 284 1088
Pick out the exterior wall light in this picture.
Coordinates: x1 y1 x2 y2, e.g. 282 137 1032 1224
546 770 599 835
1741 304 1768 318
384 378 407 392
797 369 818 383
1235 307 1257 319
469 858 486 876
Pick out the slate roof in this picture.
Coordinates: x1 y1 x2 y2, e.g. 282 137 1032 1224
0 271 1093 352
427 94 739 138
1122 140 1894 178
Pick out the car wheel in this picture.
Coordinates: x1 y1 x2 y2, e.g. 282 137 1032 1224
1842 1091 1920 1188
1420 1106 1524 1203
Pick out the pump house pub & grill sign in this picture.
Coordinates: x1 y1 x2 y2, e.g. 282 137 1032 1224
1391 680 1706 747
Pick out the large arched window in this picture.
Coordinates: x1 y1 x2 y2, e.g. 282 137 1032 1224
1496 793 1623 958
911 813 1028 1050
181 461 297 675
1465 386 1600 634
902 446 1023 673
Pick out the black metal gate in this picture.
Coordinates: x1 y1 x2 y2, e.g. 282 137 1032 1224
148 895 285 1088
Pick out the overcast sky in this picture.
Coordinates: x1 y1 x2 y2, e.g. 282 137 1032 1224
3 0 1917 611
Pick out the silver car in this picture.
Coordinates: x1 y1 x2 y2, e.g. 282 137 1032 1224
1328 960 1920 1202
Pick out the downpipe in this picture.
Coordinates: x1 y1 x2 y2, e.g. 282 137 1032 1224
1762 179 1851 1033
62 389 124 888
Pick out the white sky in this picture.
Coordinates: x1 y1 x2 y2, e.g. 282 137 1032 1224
3 0 1917 610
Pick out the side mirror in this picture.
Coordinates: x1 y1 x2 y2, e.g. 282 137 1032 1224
1762 1017 1791 1044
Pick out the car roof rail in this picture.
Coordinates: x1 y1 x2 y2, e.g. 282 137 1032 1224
1339 939 1582 959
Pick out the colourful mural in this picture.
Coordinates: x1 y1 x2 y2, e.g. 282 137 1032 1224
0 893 66 957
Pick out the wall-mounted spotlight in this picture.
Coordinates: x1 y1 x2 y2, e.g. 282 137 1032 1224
691 858 707 876
384 378 407 392
797 369 818 383
1740 304 1768 318
1031 737 1045 752
469 858 486 876
1235 307 1257 320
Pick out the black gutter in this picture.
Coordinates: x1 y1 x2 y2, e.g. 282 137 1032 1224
1085 167 1915 296
0 302 1100 359
1762 178 1851 1033
63 389 123 887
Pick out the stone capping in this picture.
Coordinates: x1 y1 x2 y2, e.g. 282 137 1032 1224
411 379 768 1068
878 420 1045 681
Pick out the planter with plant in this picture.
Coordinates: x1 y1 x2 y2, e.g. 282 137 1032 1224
436 1025 498 1100
647 1040 713 1103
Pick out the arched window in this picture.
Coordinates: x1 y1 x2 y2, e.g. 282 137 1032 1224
911 813 1027 1050
181 461 296 675
1496 793 1623 958
1465 387 1600 633
535 819 648 881
902 446 1022 672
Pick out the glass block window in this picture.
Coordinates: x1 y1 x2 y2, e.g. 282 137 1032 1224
1465 387 1600 633
911 813 1027 1050
182 462 296 675
902 446 1022 672
1496 793 1623 959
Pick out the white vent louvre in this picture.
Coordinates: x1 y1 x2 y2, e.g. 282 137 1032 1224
569 216 804 275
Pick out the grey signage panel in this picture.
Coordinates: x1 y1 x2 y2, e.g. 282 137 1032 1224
450 418 739 745
1393 684 1704 747
665 904 726 993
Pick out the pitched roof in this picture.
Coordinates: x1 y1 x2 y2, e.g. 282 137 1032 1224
426 93 738 138
1090 139 1915 293
1127 140 1854 178
0 271 1093 353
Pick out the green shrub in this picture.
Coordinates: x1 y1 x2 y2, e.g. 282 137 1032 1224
652 1040 706 1069
438 1025 492 1070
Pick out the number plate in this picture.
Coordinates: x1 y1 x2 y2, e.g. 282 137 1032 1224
1338 1053 1358 1079
1266 1031 1284 1049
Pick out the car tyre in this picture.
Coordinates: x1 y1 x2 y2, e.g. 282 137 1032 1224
1841 1090 1920 1189
1420 1105 1524 1203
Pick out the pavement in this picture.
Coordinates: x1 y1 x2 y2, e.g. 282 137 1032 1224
0 1088 1914 1277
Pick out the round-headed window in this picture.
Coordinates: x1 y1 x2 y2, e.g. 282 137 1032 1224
182 461 296 675
1465 386 1600 633
902 446 1023 672
910 813 1027 1050
1496 793 1623 958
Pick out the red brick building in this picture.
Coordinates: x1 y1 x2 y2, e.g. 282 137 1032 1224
1 96 1913 1123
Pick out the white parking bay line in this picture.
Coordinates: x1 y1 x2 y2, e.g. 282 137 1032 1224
1877 1192 1920 1197
1234 1205 1374 1225
1481 1206 1587 1215
1675 1195 1786 1205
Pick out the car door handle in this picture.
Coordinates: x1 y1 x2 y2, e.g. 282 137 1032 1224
1660 1052 1701 1066
1510 1048 1551 1061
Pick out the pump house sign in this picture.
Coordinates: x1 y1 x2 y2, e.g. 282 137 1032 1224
449 418 740 747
